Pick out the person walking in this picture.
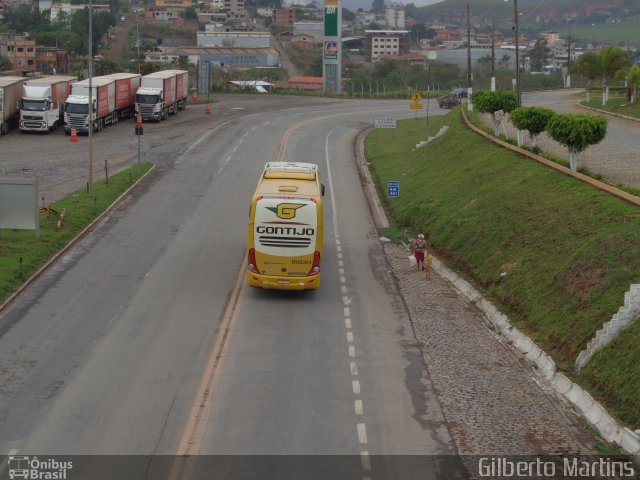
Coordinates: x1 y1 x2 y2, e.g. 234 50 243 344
412 234 427 271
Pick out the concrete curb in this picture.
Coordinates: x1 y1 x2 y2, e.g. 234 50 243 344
357 122 640 456
430 256 640 455
0 164 157 315
355 126 389 229
577 102 640 124
460 107 640 208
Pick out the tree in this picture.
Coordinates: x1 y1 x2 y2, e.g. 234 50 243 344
575 47 630 105
184 6 198 20
371 0 385 14
342 8 355 21
545 114 607 171
627 64 640 103
529 38 551 72
599 46 631 104
509 107 555 149
574 51 600 103
471 90 517 136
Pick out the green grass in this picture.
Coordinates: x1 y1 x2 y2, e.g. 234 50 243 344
557 23 640 47
365 110 640 428
581 320 640 427
581 96 640 120
0 163 153 306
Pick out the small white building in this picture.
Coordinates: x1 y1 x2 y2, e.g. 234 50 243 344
50 2 109 20
293 21 323 39
198 25 271 47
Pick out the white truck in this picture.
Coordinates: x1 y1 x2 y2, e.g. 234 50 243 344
19 75 77 133
135 70 188 122
0 76 27 136
64 76 116 134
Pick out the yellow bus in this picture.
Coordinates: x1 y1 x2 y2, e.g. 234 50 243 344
247 162 325 290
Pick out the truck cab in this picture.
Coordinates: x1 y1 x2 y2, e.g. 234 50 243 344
135 87 164 121
64 95 98 134
20 85 56 132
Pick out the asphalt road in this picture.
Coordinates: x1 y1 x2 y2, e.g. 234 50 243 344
0 98 456 478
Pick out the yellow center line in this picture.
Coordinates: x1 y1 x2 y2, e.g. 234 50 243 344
167 260 247 480
275 105 409 162
169 103 411 480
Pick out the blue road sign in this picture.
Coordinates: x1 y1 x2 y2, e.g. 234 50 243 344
388 180 400 197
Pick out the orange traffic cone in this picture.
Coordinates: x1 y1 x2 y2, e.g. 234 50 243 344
205 103 211 115
70 127 78 142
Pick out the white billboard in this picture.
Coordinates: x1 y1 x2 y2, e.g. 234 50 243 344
0 178 39 238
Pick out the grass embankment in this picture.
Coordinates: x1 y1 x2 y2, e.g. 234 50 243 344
0 163 153 306
365 109 640 428
581 96 640 120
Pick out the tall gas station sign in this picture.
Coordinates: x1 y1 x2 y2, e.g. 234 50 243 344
323 0 342 94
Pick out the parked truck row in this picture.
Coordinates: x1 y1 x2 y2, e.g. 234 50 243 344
0 69 190 137
64 72 141 135
20 76 77 133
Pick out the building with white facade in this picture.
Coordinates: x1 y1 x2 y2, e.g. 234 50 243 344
198 25 271 47
385 7 405 29
364 30 410 63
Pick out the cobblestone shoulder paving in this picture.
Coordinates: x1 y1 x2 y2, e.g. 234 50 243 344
477 89 640 190
384 243 596 456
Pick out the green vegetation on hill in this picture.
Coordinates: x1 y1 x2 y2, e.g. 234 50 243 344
558 23 640 48
365 109 640 428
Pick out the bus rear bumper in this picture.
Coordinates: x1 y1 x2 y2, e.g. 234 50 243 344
247 272 320 290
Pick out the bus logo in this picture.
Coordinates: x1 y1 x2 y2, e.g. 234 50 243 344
267 203 305 219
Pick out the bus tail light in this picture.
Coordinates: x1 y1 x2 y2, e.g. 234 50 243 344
248 248 259 273
307 251 321 276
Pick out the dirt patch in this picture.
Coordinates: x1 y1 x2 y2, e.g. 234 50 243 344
565 266 607 297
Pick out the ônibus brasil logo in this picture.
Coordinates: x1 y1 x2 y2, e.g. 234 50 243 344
7 456 72 480
266 203 305 220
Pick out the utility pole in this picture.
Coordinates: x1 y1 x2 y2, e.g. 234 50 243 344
566 26 571 88
466 3 472 88
136 15 141 74
514 0 521 107
491 16 496 91
466 2 473 109
88 0 93 194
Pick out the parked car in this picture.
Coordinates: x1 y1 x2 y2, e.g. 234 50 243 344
437 93 461 109
451 87 468 98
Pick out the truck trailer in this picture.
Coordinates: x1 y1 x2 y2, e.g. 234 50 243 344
19 75 77 133
135 70 188 122
64 76 116 134
102 72 141 121
0 76 27 136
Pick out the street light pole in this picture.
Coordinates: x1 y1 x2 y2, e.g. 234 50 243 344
466 3 472 88
566 26 572 88
466 2 473 110
136 16 140 74
88 0 93 194
514 0 521 107
491 17 496 91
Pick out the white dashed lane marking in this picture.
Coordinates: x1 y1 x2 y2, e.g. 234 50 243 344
325 127 370 476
